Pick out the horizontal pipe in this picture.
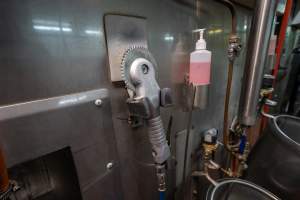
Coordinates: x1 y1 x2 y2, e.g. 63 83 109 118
238 0 277 126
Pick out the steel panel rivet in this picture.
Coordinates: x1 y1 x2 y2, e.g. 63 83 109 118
95 99 102 106
106 162 114 170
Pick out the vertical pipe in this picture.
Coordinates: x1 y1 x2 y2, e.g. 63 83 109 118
215 0 237 35
238 0 277 126
273 0 293 81
0 147 9 193
223 61 234 146
261 0 293 132
213 0 238 146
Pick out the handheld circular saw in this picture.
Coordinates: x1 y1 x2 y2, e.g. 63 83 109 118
120 46 170 166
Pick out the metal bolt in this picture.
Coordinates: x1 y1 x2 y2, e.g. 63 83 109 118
106 162 114 170
95 99 102 106
142 64 149 74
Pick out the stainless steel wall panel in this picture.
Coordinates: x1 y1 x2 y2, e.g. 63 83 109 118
0 0 253 199
0 89 108 121
0 97 122 199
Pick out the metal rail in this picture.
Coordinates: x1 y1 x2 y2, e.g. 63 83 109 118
0 89 108 121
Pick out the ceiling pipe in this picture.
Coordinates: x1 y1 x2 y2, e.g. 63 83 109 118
238 0 278 126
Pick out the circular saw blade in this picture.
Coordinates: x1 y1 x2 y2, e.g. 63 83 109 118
121 46 158 92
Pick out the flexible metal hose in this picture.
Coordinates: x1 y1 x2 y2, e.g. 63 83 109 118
148 116 170 165
148 116 167 146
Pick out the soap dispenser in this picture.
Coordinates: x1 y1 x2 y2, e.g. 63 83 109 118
190 29 212 109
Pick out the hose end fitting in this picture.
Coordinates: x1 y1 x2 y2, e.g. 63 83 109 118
156 164 167 192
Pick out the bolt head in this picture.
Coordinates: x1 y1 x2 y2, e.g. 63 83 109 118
95 99 102 106
141 64 149 74
106 162 114 170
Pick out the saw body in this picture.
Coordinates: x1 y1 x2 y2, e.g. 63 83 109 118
121 46 171 191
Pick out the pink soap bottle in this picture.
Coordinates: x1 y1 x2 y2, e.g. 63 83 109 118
189 29 212 86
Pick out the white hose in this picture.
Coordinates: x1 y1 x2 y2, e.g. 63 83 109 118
207 179 281 200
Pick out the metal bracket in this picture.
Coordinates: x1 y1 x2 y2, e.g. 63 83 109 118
104 14 147 82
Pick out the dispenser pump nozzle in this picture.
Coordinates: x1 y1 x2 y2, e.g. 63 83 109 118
193 29 206 50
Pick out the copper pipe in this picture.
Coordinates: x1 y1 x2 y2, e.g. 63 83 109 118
213 0 237 146
215 0 237 34
0 147 9 193
223 61 234 146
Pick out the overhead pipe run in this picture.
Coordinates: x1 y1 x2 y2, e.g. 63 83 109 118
238 0 278 126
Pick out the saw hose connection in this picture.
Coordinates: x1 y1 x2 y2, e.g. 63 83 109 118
121 46 171 195
148 116 171 164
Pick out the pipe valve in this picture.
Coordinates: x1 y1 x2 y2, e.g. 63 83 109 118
228 35 242 61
